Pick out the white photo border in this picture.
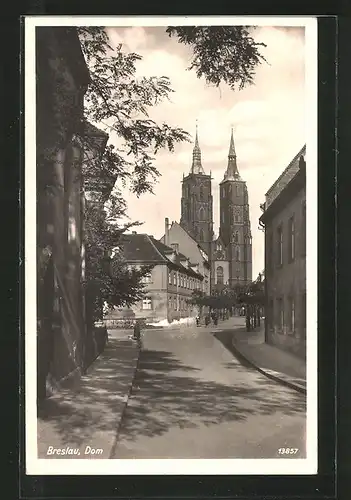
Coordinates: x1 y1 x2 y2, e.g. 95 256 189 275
25 15 318 476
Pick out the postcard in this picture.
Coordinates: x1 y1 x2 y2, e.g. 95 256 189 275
25 15 318 475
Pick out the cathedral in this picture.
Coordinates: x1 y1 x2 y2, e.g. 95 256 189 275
179 126 253 290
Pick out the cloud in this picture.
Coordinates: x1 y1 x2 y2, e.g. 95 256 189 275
105 24 306 278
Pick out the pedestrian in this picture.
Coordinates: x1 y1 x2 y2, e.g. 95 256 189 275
133 319 141 342
205 314 210 327
213 312 218 326
196 315 200 327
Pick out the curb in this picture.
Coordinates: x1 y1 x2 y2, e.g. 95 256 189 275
108 341 142 459
230 340 307 396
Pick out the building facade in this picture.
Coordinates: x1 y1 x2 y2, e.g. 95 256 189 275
160 218 211 296
36 27 114 401
36 27 91 400
259 146 306 359
107 233 205 324
179 127 252 291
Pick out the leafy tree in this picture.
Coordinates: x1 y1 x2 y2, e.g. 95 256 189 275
84 192 153 326
76 27 191 321
166 26 267 91
78 27 190 196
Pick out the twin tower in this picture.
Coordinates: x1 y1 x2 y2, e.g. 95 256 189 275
180 126 252 288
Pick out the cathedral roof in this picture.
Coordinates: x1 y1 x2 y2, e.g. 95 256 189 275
221 128 242 183
190 124 206 175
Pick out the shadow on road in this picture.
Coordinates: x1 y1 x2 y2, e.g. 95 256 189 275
117 341 306 444
37 339 137 450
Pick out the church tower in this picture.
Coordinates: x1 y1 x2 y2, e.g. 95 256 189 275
180 125 213 257
219 129 252 286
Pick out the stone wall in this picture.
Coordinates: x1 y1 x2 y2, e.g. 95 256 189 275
36 27 92 399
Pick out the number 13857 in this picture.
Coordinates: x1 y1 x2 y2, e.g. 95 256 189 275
278 448 299 455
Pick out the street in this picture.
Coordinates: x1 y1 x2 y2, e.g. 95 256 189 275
111 320 306 459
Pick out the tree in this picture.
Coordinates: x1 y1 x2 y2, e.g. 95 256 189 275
76 27 192 321
78 27 191 196
235 276 265 331
166 26 267 91
84 192 153 327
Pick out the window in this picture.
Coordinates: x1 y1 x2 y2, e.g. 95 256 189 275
301 202 306 256
173 273 176 286
236 185 240 196
234 215 239 223
234 231 239 243
276 225 283 266
267 231 273 271
141 272 152 284
288 296 295 333
288 216 295 262
216 266 224 285
199 229 204 241
180 275 183 287
236 247 240 261
142 297 152 310
168 272 172 285
268 299 274 330
199 207 205 221
199 185 204 201
277 298 284 332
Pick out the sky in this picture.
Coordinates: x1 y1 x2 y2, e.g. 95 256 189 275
104 24 306 278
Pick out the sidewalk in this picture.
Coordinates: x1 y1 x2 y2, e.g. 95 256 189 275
212 319 306 394
37 330 139 459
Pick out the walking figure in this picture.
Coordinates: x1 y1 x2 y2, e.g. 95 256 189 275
205 315 210 327
213 313 218 326
132 320 142 347
196 316 200 327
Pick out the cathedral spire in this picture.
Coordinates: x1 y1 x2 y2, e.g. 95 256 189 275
229 127 236 157
223 128 241 181
191 122 205 174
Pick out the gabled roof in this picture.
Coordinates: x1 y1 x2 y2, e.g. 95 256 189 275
120 233 204 279
120 234 165 263
161 221 209 263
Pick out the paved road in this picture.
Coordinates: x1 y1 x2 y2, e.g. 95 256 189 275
111 322 306 459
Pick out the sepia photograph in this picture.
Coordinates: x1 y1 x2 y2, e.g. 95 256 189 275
25 16 318 475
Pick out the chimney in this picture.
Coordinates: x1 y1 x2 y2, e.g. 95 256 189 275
171 243 179 254
165 217 170 246
132 231 137 235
